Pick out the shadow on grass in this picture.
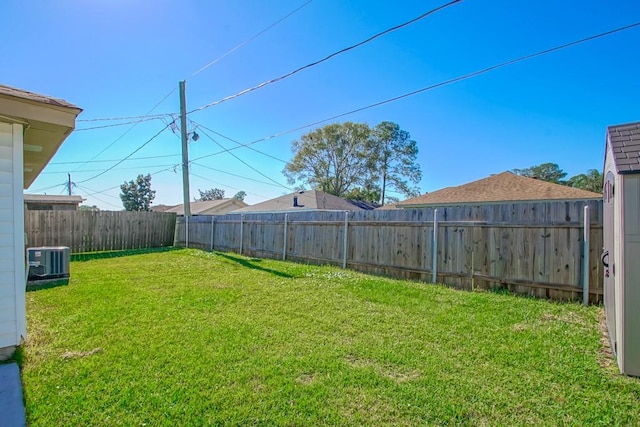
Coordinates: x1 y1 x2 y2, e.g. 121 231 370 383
71 246 181 262
216 253 295 278
26 278 69 293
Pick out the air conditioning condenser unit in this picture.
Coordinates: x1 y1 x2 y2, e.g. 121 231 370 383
27 246 71 283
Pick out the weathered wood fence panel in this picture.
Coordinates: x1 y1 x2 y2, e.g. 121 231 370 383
25 211 176 252
175 200 603 302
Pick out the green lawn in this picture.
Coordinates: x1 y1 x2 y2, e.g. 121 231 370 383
21 249 640 425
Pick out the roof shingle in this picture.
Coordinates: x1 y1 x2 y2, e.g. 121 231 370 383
395 172 601 207
607 121 640 173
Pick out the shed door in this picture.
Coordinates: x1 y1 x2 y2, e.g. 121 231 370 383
603 171 616 353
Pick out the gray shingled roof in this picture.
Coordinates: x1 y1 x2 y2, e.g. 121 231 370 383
231 190 364 213
608 121 640 174
0 84 80 110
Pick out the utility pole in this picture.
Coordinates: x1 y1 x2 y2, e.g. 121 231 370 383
179 81 191 217
67 173 72 196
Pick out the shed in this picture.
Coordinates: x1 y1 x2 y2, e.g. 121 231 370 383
0 85 81 360
603 120 640 376
23 194 84 211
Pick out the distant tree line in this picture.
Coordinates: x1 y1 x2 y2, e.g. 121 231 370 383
512 163 602 193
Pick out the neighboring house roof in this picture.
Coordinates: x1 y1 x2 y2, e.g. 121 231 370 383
23 194 84 205
607 121 640 174
164 199 248 215
150 204 176 212
231 190 365 213
0 84 82 188
395 172 602 208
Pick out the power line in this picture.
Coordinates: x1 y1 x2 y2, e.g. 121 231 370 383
49 153 181 165
76 124 171 184
188 0 462 114
191 0 314 76
191 20 640 162
74 116 167 131
191 161 288 188
42 163 179 175
189 170 269 200
192 122 288 164
74 2 312 125
196 127 291 190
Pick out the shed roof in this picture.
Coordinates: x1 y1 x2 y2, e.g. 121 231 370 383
607 121 640 174
23 194 84 204
232 190 364 213
395 171 601 208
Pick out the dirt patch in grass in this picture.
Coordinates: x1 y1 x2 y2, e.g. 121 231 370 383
61 348 102 360
597 311 616 371
345 355 422 383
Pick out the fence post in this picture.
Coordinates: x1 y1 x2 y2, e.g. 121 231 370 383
210 216 215 252
583 205 590 306
239 214 244 255
432 209 438 283
343 211 349 269
185 215 190 248
283 213 288 261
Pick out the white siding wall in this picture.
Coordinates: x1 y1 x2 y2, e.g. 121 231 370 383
0 122 25 349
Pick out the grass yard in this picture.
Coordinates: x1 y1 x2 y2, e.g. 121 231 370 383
21 249 640 425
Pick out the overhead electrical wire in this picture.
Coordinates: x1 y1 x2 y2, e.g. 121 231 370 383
74 1 313 126
191 0 314 76
190 20 640 162
49 153 181 165
188 0 462 114
191 122 289 164
196 127 292 190
75 124 171 184
74 116 167 131
191 162 289 188
189 170 270 200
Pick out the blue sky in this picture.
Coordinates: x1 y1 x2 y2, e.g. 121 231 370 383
4 0 640 209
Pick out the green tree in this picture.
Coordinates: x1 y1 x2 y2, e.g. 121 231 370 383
283 122 373 197
567 169 603 193
233 191 247 201
343 186 381 203
371 121 422 205
120 174 155 211
197 188 225 201
512 163 567 184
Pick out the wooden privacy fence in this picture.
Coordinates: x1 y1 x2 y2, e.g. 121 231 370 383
175 200 603 302
25 210 177 253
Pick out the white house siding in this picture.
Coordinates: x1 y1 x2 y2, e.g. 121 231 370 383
0 122 25 351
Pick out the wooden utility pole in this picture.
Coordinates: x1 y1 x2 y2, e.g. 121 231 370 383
179 81 191 217
67 173 72 196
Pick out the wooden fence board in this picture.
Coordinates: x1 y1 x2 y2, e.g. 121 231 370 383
174 201 604 302
25 211 176 253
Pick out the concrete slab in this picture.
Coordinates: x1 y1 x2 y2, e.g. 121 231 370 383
0 362 26 426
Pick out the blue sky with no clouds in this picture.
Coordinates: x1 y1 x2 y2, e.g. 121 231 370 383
3 0 640 209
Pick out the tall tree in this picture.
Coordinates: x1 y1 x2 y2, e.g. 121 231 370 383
511 163 567 184
120 174 155 211
567 169 603 193
233 191 247 201
197 188 225 201
283 122 373 197
371 121 422 205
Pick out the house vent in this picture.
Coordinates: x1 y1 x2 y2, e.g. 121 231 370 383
27 247 70 282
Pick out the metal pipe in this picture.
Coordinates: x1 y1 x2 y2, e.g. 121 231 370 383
239 214 244 255
432 209 438 283
210 216 215 252
343 211 349 269
283 213 288 261
583 205 590 306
